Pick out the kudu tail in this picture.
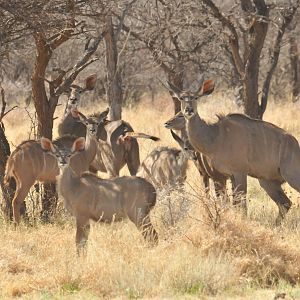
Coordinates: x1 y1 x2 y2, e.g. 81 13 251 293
123 132 160 142
4 157 13 185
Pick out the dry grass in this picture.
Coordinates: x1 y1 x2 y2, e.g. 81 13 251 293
1 93 300 299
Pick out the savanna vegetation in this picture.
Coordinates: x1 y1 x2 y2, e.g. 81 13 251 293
1 0 300 299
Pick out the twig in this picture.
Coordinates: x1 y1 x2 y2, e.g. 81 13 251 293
0 84 18 122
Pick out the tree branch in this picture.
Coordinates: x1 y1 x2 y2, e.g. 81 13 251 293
259 1 299 118
201 0 245 77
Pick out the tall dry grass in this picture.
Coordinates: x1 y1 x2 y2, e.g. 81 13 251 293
1 93 300 299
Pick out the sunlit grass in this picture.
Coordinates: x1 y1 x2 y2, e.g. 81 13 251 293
1 93 300 299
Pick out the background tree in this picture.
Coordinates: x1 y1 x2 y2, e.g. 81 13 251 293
119 0 224 114
201 0 299 119
0 0 103 220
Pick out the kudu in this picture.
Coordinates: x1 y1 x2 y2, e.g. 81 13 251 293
4 111 107 224
137 130 196 188
165 79 300 224
59 109 160 178
164 111 227 197
41 136 158 252
58 74 98 137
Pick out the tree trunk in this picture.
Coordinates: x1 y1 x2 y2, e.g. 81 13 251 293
289 36 300 103
40 183 57 223
243 13 269 119
0 124 16 221
243 67 261 118
32 34 54 139
32 34 57 222
168 72 183 115
104 16 122 121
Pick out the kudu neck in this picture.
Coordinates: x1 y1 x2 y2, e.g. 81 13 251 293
64 106 72 118
57 164 79 197
85 132 98 163
186 112 217 156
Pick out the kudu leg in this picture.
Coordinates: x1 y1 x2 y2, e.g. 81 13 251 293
75 217 90 255
281 168 300 194
213 178 227 200
258 179 292 226
202 174 210 195
128 208 158 244
231 174 247 216
126 140 140 176
100 152 119 178
12 180 34 224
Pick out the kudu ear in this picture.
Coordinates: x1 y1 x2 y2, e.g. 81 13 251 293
84 74 97 91
170 130 185 149
159 78 181 99
98 107 109 122
72 137 86 152
62 87 71 95
40 137 55 152
197 79 215 97
166 81 181 99
76 111 88 123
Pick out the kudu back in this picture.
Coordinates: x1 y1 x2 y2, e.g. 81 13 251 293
165 78 300 224
137 130 195 189
164 111 228 196
41 136 158 252
4 110 105 224
59 108 160 178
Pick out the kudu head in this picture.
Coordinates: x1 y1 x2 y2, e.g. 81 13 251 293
165 79 215 120
64 74 97 115
71 108 109 138
170 130 197 161
164 111 185 130
41 137 86 169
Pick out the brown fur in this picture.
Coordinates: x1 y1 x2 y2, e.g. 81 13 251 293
170 79 300 224
5 122 98 224
59 112 159 177
43 137 158 252
164 111 227 196
137 146 188 188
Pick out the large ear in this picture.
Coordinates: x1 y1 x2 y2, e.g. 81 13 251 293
84 74 97 91
159 78 181 99
72 137 86 152
76 111 87 123
170 130 184 149
198 79 215 97
98 107 109 122
40 137 55 152
166 81 181 99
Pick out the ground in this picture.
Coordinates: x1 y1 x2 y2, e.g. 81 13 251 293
1 92 300 299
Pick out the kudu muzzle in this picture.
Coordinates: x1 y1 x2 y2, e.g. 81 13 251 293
184 107 194 116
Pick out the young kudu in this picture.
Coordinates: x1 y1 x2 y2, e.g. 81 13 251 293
59 109 160 178
58 74 98 137
166 79 300 225
137 130 196 189
164 111 227 197
5 110 107 224
41 136 158 252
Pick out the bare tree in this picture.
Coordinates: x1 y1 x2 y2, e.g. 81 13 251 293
104 15 123 120
0 0 105 221
0 85 17 220
202 0 299 119
119 0 222 115
289 27 300 102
